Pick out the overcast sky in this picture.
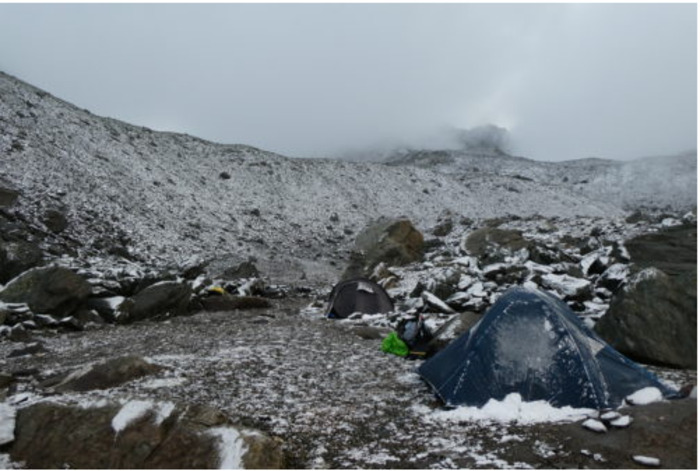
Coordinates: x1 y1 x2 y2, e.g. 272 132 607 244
0 3 696 161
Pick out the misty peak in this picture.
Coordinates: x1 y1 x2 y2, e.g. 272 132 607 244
449 124 510 155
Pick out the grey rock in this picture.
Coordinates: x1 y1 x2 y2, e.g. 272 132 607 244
179 256 208 280
121 281 191 323
462 227 531 265
0 266 91 317
0 240 44 284
596 263 629 293
8 323 31 342
343 217 424 278
595 268 696 368
432 218 453 237
483 264 528 285
57 315 84 331
426 311 481 355
11 400 285 469
625 224 696 277
85 296 127 323
43 355 162 392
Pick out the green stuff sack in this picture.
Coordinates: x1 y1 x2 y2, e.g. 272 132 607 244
381 332 409 357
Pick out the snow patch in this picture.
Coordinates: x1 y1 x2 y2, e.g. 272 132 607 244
0 403 16 445
626 387 663 406
625 268 663 292
581 418 607 433
425 393 595 425
610 415 632 428
111 400 154 433
0 453 21 469
208 427 247 469
633 455 661 467
540 273 590 298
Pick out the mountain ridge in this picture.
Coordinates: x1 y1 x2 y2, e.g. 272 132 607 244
0 71 694 279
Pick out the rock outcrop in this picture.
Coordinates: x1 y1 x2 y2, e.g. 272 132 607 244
0 266 91 317
10 401 285 469
595 224 697 368
461 227 531 265
0 240 43 284
41 355 163 392
343 218 424 278
119 281 192 323
595 268 696 368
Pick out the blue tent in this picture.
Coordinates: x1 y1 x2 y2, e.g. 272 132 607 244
418 287 678 409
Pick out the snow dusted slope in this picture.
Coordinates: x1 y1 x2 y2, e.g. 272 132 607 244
385 148 696 211
1 71 623 271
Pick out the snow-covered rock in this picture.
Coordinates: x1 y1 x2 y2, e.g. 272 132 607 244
421 291 455 314
540 273 591 301
0 403 16 445
633 455 661 467
609 415 632 428
581 418 607 433
626 387 664 406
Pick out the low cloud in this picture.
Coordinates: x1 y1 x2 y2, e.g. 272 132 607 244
0 3 695 161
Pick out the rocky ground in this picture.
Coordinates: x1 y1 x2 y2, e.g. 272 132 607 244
0 299 695 469
0 70 696 468
0 208 696 469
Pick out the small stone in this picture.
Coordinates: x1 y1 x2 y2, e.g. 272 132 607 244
610 415 632 428
632 455 660 467
599 410 621 422
581 418 607 433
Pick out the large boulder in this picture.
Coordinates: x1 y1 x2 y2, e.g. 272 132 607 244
10 401 284 469
461 228 531 265
595 268 697 368
343 218 424 278
624 224 696 277
0 240 43 284
120 281 191 323
41 356 163 392
0 266 91 317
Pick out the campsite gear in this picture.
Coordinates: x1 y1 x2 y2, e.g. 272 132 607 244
326 278 394 319
381 332 409 357
207 286 226 296
419 286 678 409
397 315 434 358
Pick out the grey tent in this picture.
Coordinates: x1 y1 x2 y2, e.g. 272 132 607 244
326 278 394 319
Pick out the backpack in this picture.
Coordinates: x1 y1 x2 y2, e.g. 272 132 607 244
396 315 433 359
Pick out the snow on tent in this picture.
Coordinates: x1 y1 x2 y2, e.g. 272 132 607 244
326 278 394 319
418 286 678 409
